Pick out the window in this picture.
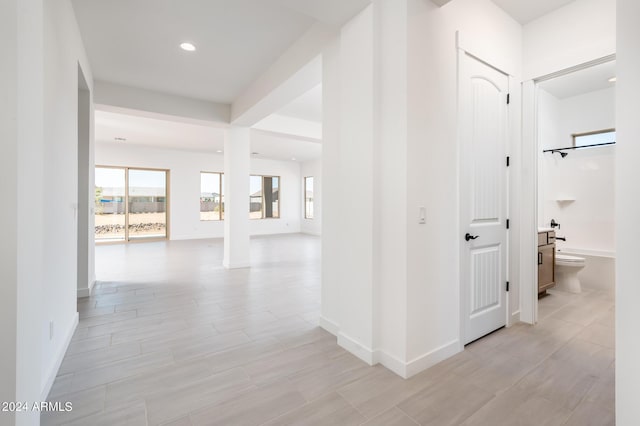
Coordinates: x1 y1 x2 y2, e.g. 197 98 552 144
200 172 224 221
250 175 280 219
304 177 314 219
95 166 169 242
573 128 616 148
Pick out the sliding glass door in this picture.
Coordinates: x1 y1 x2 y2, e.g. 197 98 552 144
95 166 169 242
127 169 168 240
95 167 126 242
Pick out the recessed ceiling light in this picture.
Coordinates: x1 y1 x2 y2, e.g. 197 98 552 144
180 42 196 52
216 150 223 153
291 157 297 161
608 77 617 83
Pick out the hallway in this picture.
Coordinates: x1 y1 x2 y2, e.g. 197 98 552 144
45 235 614 425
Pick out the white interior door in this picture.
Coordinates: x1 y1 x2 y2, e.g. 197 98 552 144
459 52 509 345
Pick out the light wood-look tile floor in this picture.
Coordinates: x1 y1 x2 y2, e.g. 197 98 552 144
44 234 615 425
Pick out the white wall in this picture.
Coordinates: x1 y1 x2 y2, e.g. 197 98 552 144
321 0 523 377
405 0 522 366
616 0 640 422
523 0 616 80
300 159 322 235
320 36 342 334
1 0 94 417
538 87 616 254
41 0 95 402
95 143 303 240
377 0 409 374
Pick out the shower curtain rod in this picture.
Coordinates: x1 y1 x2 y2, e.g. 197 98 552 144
542 141 616 153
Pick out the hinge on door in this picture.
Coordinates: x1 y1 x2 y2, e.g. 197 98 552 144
506 156 510 167
506 219 510 229
506 281 510 292
507 93 510 104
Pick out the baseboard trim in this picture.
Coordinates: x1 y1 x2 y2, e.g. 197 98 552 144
77 279 96 299
41 312 78 401
319 316 339 336
405 339 461 378
301 230 322 237
337 332 376 365
377 350 408 378
510 310 521 326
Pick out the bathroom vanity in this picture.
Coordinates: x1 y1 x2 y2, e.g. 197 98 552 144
538 229 556 294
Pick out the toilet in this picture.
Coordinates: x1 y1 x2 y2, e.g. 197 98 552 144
555 254 586 293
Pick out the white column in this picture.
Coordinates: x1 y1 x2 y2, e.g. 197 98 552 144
0 0 44 424
223 126 251 269
334 3 377 365
320 37 342 336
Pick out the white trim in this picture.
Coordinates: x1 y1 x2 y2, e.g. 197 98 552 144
374 340 462 379
377 351 407 378
301 230 322 237
41 313 78 401
337 332 375 365
510 310 521 326
77 279 96 299
520 80 539 325
456 31 516 77
405 340 461 378
319 316 339 336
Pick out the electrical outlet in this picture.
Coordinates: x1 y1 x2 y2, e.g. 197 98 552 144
49 321 54 340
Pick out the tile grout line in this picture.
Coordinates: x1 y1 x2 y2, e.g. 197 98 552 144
394 405 422 425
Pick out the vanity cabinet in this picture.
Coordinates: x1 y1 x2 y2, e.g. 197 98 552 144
538 230 556 294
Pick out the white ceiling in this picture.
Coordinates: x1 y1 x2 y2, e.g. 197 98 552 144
278 84 322 122
538 60 616 99
491 0 577 24
95 110 226 151
71 0 370 104
95 109 321 161
251 84 322 139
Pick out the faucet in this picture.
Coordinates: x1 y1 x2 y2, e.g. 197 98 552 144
550 219 560 229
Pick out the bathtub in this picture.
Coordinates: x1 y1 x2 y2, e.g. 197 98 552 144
555 247 615 291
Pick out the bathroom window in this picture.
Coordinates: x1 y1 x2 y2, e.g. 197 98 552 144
200 172 224 221
573 129 616 148
250 175 280 219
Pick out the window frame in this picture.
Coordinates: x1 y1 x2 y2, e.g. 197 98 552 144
200 171 224 221
304 176 314 220
249 174 281 220
572 128 616 148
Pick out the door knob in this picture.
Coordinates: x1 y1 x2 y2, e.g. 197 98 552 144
465 233 479 241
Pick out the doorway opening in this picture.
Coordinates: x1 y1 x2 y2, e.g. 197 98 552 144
532 58 616 321
77 64 92 296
